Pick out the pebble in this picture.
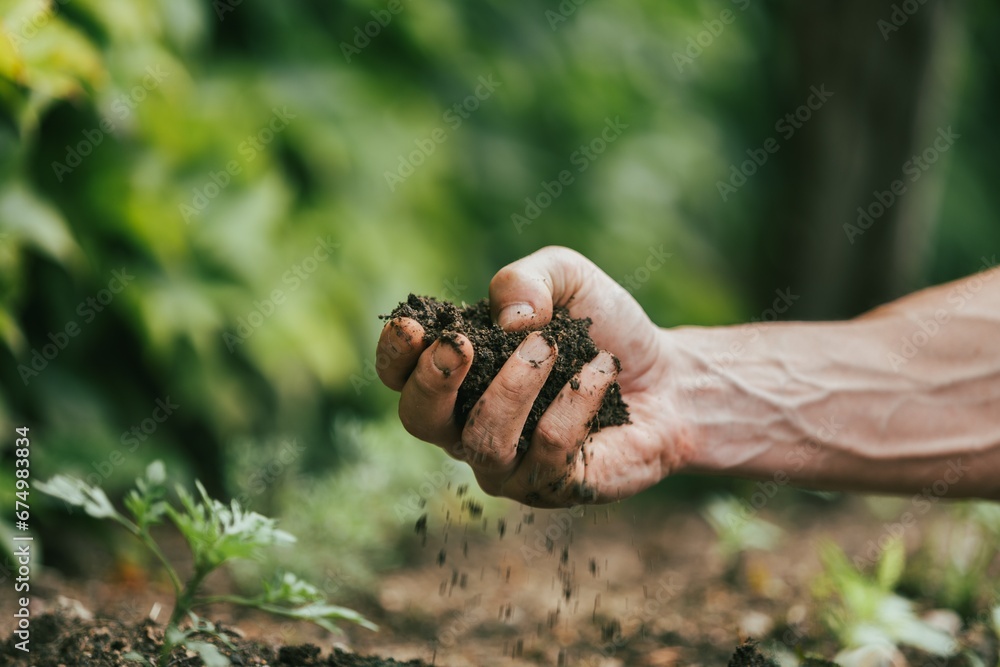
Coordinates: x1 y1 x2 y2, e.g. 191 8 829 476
737 610 774 638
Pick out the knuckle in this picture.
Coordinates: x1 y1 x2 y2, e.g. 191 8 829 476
532 416 573 456
491 370 528 405
397 404 430 441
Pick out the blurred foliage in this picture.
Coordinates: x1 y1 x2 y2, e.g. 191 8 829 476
0 0 998 580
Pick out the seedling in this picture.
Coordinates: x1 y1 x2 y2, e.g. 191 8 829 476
37 461 376 667
909 501 1000 617
701 495 782 581
814 537 956 657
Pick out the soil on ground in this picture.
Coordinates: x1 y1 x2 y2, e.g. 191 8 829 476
383 295 630 449
3 493 996 667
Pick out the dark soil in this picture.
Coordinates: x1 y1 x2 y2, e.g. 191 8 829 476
727 639 778 667
0 611 791 666
0 612 428 667
4 497 997 666
383 295 630 449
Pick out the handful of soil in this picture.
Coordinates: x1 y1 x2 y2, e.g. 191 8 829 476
382 294 630 449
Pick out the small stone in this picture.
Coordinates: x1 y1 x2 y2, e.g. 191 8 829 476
738 610 774 638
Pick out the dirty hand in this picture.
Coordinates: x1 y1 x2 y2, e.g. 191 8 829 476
375 246 692 507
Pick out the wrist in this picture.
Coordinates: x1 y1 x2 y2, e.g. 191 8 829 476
651 325 708 477
658 319 819 478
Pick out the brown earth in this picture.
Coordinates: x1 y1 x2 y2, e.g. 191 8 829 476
383 295 630 450
2 493 994 666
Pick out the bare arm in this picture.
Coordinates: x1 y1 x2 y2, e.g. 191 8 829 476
377 247 1000 506
672 260 1000 499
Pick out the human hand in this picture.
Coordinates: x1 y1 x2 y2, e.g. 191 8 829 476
376 246 692 507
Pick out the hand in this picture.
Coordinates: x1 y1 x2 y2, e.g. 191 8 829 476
375 246 693 507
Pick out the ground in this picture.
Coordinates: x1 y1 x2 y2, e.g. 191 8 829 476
1 493 995 666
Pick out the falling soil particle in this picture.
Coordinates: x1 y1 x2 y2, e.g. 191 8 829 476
383 295 630 448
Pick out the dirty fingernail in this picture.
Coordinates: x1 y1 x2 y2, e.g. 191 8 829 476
498 303 535 330
432 336 464 376
387 318 416 353
594 350 618 374
517 332 553 364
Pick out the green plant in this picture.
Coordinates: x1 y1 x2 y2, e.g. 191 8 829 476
908 501 1000 617
702 495 783 562
814 537 956 658
37 461 376 667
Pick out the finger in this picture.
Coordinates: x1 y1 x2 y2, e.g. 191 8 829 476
376 317 428 391
461 332 556 488
398 333 473 447
504 350 619 504
490 246 660 387
489 246 593 331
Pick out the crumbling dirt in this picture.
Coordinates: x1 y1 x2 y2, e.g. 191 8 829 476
383 295 630 449
0 612 429 667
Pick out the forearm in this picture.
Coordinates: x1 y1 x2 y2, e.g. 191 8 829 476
669 265 1000 499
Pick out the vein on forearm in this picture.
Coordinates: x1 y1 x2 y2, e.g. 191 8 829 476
674 267 1000 498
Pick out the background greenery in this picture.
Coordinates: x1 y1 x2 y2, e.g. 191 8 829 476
1 0 997 591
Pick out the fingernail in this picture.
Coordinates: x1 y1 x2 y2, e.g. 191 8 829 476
432 336 464 377
517 332 553 364
594 350 618 374
498 303 535 330
387 319 414 355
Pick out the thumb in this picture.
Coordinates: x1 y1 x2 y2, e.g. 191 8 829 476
488 246 592 331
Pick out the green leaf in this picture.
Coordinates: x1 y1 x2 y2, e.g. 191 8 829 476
263 572 325 606
0 182 80 262
166 479 295 571
701 496 782 558
183 640 230 667
125 461 170 529
36 474 120 521
259 601 378 633
146 460 166 485
876 537 905 591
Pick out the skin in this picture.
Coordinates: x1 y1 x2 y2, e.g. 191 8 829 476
376 246 1000 507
